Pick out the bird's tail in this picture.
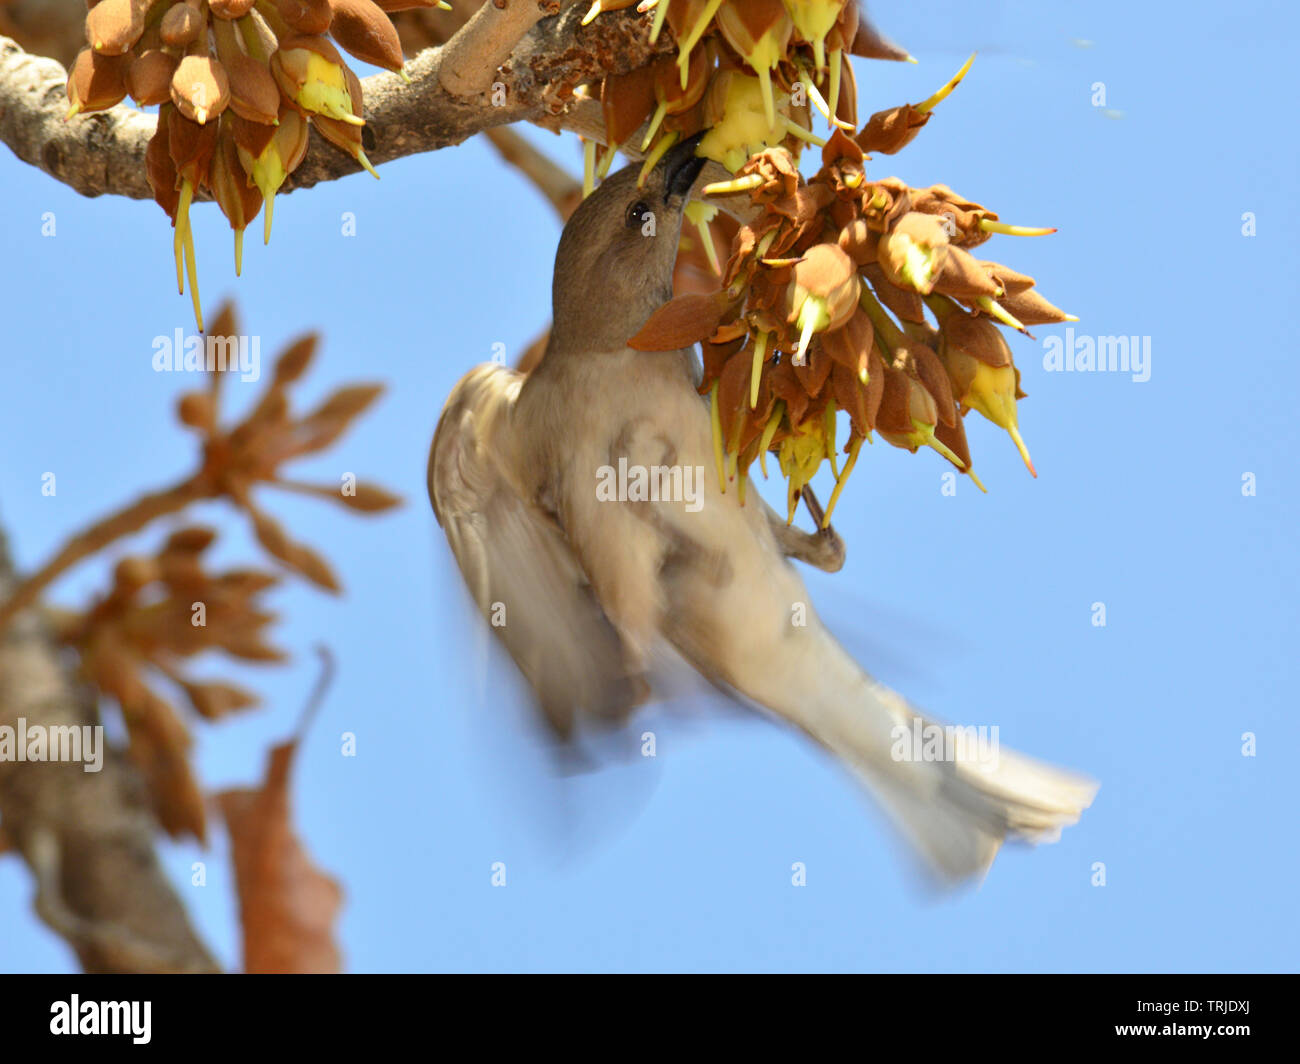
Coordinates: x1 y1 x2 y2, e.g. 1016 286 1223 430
811 672 1099 882
708 611 1098 882
662 520 1097 882
852 704 1097 882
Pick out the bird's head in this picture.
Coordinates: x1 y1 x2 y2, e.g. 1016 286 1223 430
549 133 708 353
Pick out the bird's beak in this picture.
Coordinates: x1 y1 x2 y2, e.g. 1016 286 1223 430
663 131 708 201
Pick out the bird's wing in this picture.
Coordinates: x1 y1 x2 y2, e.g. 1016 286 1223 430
428 363 647 738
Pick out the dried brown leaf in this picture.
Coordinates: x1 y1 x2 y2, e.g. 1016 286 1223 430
629 291 730 351
218 740 343 973
272 333 319 388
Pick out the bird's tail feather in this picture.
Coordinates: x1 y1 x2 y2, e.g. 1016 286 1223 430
748 637 1098 883
851 729 1099 882
667 571 1097 882
802 668 1098 881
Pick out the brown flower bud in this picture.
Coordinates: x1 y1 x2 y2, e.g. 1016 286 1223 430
908 184 995 247
126 49 178 107
931 245 1001 300
67 47 128 117
277 0 333 35
877 211 950 295
996 287 1072 325
859 176 911 231
848 6 910 61
271 36 363 125
979 260 1036 296
875 360 928 436
330 0 406 73
85 0 147 56
160 3 204 48
312 61 380 177
910 342 955 426
171 55 231 125
114 556 159 593
837 218 876 265
817 128 865 196
936 302 1013 368
743 146 802 202
226 54 281 124
857 103 929 155
629 290 732 352
183 681 260 720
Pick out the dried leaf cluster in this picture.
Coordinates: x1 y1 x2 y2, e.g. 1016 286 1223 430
0 302 396 969
181 301 401 591
53 526 283 841
2 302 397 871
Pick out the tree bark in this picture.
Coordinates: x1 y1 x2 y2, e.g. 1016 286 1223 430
0 521 218 973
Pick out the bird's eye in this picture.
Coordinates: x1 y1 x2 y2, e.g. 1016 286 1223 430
625 200 651 228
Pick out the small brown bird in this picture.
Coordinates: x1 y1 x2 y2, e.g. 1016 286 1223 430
429 138 1096 882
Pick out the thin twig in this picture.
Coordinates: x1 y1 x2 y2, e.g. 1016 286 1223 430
292 645 336 746
0 475 208 634
483 126 581 219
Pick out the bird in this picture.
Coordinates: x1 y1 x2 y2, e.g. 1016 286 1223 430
428 135 1097 883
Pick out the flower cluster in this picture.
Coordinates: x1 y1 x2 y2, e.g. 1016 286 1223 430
66 0 416 329
586 0 906 190
632 126 1071 520
584 3 1072 516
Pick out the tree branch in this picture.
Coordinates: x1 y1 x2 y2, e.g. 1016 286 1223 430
483 126 581 219
439 0 556 98
0 2 673 201
0 520 219 973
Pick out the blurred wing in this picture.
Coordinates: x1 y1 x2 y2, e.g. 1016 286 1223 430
428 364 645 737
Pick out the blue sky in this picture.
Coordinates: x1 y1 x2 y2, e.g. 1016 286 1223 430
1 0 1296 972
